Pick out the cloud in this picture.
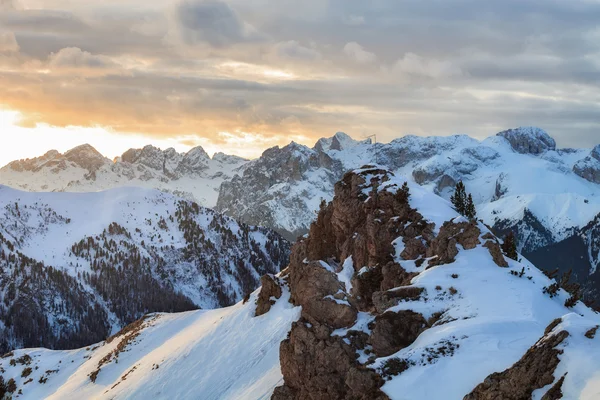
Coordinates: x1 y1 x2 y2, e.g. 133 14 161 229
48 47 118 69
0 32 19 53
273 41 321 61
393 53 462 79
175 0 261 47
1 0 600 152
343 42 376 64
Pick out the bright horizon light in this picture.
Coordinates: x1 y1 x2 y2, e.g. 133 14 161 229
0 109 270 166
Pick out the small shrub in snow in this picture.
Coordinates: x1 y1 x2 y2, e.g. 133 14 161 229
448 287 458 296
21 367 32 378
6 378 16 393
585 326 599 339
381 358 412 379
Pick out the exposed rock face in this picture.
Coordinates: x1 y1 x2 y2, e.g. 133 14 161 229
483 240 509 267
496 127 556 154
274 168 430 399
288 260 357 328
255 275 283 317
427 221 481 267
217 142 343 240
464 325 569 400
273 321 387 400
573 145 600 184
369 310 427 357
273 168 499 399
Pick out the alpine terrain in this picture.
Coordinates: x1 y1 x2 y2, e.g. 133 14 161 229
0 144 247 207
1 168 599 399
0 185 289 355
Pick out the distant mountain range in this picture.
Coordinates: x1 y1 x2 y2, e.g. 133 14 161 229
2 127 600 301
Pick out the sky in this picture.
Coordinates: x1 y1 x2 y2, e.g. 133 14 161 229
0 0 599 165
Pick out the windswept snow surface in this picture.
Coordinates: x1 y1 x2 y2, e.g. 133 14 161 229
0 287 300 400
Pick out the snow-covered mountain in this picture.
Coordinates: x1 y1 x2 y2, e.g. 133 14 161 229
218 128 600 247
0 185 289 354
0 144 247 207
2 168 599 400
3 128 600 301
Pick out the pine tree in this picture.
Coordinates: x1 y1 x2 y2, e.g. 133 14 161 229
398 181 411 202
501 232 518 260
465 193 477 220
451 181 467 215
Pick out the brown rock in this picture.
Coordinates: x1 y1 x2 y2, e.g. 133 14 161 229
380 262 415 291
255 275 283 317
464 328 569 400
541 374 566 400
277 321 388 400
288 260 357 328
427 221 480 266
400 237 427 260
372 287 425 314
351 265 384 312
483 240 508 267
369 310 427 357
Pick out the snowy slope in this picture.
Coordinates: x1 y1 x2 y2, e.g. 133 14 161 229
0 185 289 354
0 286 300 400
0 145 248 208
1 170 600 399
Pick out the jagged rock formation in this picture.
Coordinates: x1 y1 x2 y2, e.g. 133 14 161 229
0 144 247 207
217 142 344 240
266 167 599 399
0 186 290 354
271 167 507 399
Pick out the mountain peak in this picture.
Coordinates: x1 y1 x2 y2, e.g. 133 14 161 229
496 127 556 154
63 143 109 172
314 132 362 152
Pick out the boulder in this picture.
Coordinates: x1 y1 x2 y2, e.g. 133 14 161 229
255 275 283 317
369 310 428 357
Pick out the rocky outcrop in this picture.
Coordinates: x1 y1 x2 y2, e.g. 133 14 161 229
272 168 505 399
573 145 600 184
255 275 283 317
273 321 388 400
483 240 509 267
288 260 357 328
464 323 569 400
496 127 556 154
369 310 427 357
427 221 481 267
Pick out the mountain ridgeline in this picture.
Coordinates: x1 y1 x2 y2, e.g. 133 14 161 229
1 168 599 400
0 186 290 354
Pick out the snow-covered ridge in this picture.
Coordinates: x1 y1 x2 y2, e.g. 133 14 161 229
3 169 600 400
0 144 248 207
0 185 289 354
